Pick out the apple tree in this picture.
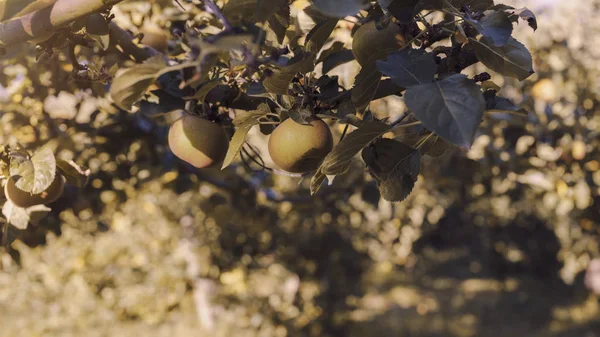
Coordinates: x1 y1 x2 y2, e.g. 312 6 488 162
0 0 536 240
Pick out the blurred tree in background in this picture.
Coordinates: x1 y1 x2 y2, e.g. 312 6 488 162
0 0 599 336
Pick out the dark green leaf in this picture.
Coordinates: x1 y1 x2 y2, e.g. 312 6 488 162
418 134 454 157
222 106 268 169
268 4 291 44
416 0 494 12
385 0 419 23
287 108 314 125
362 139 420 202
376 49 436 88
509 7 537 31
351 63 382 113
232 103 271 126
466 10 513 47
404 74 485 148
56 159 90 188
223 0 287 23
312 0 369 18
109 56 168 111
1 221 22 247
311 120 390 195
305 18 338 54
396 131 454 157
470 37 534 81
186 80 221 101
322 49 355 74
85 14 110 50
246 82 271 98
263 53 315 95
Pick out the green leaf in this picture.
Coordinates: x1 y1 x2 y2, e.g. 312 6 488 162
508 7 537 31
362 139 420 202
268 4 291 44
312 0 369 18
222 104 270 169
185 80 221 101
56 159 90 188
376 49 436 88
305 18 338 54
232 103 271 126
396 131 454 157
351 63 382 113
416 0 493 12
404 74 485 148
311 120 390 195
287 108 314 125
9 145 56 194
246 82 271 98
263 52 315 95
418 135 453 157
84 14 110 50
466 10 513 47
2 201 29 230
384 0 419 23
470 37 534 81
1 201 51 230
223 0 287 23
109 56 168 111
1 221 22 247
322 49 355 74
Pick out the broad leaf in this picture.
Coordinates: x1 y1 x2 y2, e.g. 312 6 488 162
2 201 29 230
470 37 534 81
311 120 390 195
377 49 436 88
351 63 382 113
222 104 270 169
385 0 419 23
305 18 338 54
1 221 22 247
509 7 537 31
288 108 314 125
397 131 454 157
56 159 90 188
362 139 420 202
84 14 110 50
417 135 453 157
404 74 485 148
466 10 513 47
1 201 51 230
416 0 494 12
268 4 291 44
9 145 56 194
263 52 315 95
186 80 221 101
322 49 355 74
312 0 369 18
109 56 168 111
223 0 287 24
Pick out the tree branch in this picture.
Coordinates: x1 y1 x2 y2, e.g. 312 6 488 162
0 0 125 47
108 21 162 62
201 0 233 32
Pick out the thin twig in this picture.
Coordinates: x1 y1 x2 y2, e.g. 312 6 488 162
339 124 350 142
415 132 435 150
390 112 411 127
